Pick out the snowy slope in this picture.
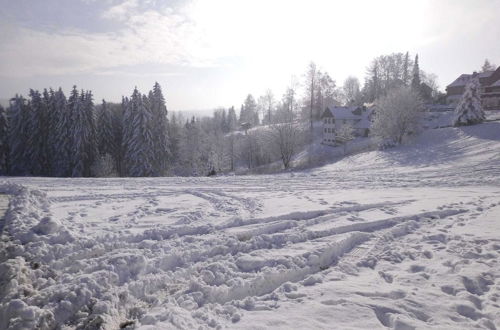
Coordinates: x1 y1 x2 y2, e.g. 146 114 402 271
1 122 500 329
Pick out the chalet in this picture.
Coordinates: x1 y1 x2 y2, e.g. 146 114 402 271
321 105 372 146
446 66 500 110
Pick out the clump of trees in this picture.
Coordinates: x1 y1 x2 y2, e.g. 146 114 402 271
0 83 170 177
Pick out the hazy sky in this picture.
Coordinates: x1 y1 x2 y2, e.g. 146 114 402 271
0 0 499 111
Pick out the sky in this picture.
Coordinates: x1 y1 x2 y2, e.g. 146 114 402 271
0 0 499 111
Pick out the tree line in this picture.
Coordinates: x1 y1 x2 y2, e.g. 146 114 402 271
0 51 449 177
0 83 169 177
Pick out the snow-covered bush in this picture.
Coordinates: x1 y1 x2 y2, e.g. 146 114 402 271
453 76 485 126
372 86 423 145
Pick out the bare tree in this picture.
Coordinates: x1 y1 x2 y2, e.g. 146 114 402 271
342 76 361 105
372 87 423 145
269 122 303 169
305 62 318 131
258 89 275 125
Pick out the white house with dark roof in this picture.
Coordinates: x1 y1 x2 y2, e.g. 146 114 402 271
321 105 373 146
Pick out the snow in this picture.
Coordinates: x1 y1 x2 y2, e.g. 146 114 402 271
1 122 500 329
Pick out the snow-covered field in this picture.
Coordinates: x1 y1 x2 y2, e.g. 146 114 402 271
1 122 500 329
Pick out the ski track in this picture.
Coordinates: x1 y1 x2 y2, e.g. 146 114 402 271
1 123 500 329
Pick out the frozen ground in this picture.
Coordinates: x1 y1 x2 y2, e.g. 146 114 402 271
1 122 500 329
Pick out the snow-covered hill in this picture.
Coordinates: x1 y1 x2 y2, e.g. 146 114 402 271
1 122 499 329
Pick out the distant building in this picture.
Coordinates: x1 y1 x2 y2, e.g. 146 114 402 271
446 66 500 110
321 105 372 146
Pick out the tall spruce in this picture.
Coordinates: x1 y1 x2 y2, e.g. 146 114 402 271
42 89 55 175
7 95 29 175
402 51 410 85
52 88 71 177
26 89 45 175
411 54 421 90
84 91 98 176
97 100 116 158
123 88 155 176
0 105 8 174
69 89 86 177
149 82 170 175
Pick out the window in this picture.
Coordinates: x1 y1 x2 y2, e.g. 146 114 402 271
324 128 327 133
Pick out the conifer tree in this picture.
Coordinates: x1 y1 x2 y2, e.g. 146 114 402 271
123 88 155 176
411 54 421 91
26 89 45 175
83 91 98 176
8 95 30 175
52 88 71 177
97 100 116 158
0 105 8 174
70 89 86 177
453 76 485 126
42 89 55 175
149 82 170 175
402 51 410 86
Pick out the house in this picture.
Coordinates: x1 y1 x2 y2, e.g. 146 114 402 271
446 66 500 110
321 105 372 146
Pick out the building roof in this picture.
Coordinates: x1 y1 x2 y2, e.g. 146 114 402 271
324 106 361 120
490 79 500 87
323 105 373 129
447 69 497 88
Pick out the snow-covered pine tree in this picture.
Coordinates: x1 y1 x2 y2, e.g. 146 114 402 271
167 112 181 169
26 89 46 175
112 98 126 176
83 91 98 176
0 105 8 174
149 82 170 176
7 95 29 175
411 54 421 91
42 89 55 176
123 88 155 176
51 88 72 177
97 100 116 158
453 76 485 126
121 95 133 176
69 88 86 177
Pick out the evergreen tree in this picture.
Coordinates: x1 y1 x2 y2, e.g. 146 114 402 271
453 76 485 126
8 95 30 175
113 98 126 175
52 88 71 177
26 89 45 175
481 59 496 72
0 105 8 174
83 91 98 176
69 89 86 177
411 54 421 91
227 106 238 131
402 51 410 85
97 100 116 157
42 89 56 175
123 88 155 176
167 112 181 170
149 82 170 175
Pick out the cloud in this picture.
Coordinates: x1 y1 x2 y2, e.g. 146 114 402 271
1 0 499 85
